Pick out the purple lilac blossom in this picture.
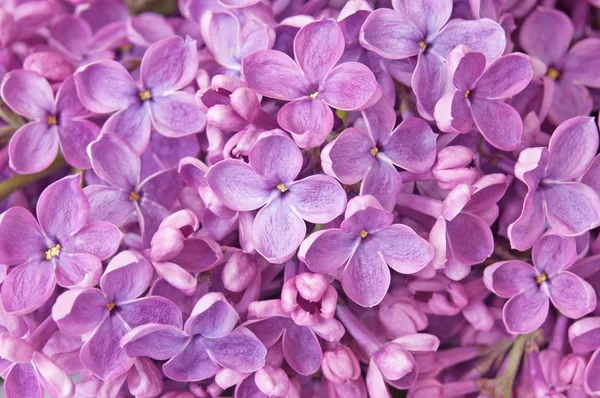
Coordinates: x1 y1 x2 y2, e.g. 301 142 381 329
1 0 600 397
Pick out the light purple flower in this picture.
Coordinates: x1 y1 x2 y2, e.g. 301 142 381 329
434 45 532 150
74 36 205 153
569 317 600 395
242 18 381 148
519 7 600 125
322 99 437 210
360 0 506 119
485 234 596 334
51 250 182 382
121 292 266 381
148 209 223 291
508 117 600 251
0 320 75 398
206 131 347 263
0 174 122 315
300 195 434 307
85 133 183 247
0 72 100 173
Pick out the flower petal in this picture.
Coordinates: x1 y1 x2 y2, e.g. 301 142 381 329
470 98 522 150
277 99 334 148
163 336 220 381
286 175 347 224
1 69 54 119
359 8 422 60
0 207 46 264
101 103 153 154
202 11 239 69
299 229 357 275
543 182 600 236
322 127 375 184
282 323 322 375
532 234 577 276
563 38 600 88
430 18 506 60
342 238 391 307
150 91 206 138
4 363 42 398
100 250 153 303
33 352 75 398
320 62 380 111
393 0 452 37
360 158 401 211
121 324 188 360
434 90 473 133
546 117 598 181
206 159 272 211
294 19 344 84
88 133 140 189
248 134 303 186
382 116 437 173
474 53 532 100
84 185 135 226
548 80 592 126
80 315 133 382
412 52 450 120
242 50 311 101
253 197 306 264
503 288 549 334
519 7 573 66
446 212 494 264
1 260 55 315
55 253 102 289
8 122 58 174
483 260 537 298
37 174 87 241
58 120 100 170
62 222 122 260
52 288 109 335
186 293 239 338
74 60 138 113
118 297 183 329
374 224 434 275
205 327 266 373
548 271 597 319
141 36 197 94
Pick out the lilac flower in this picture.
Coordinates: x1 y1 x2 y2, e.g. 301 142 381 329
242 18 381 148
300 195 434 307
0 72 100 173
74 36 205 153
434 46 532 150
508 117 600 251
360 0 506 119
245 295 344 376
85 133 183 247
51 250 182 382
568 317 600 395
201 11 275 77
322 99 437 210
280 272 337 327
519 7 600 125
0 319 74 398
485 234 596 334
121 292 266 381
148 209 223 291
0 174 122 315
206 131 347 263
397 174 509 280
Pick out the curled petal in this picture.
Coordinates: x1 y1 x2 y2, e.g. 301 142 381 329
503 288 549 334
320 62 380 111
548 271 596 319
287 175 347 224
141 36 197 94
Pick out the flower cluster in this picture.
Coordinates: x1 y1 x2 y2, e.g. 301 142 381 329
1 0 600 397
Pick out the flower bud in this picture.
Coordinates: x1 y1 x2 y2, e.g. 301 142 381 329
432 146 478 190
321 345 361 384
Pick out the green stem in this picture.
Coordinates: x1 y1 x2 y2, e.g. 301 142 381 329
501 334 529 398
0 155 66 201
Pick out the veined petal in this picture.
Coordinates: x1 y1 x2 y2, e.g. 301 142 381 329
248 134 303 186
294 19 344 84
543 182 600 236
322 127 375 184
278 99 334 148
519 7 573 66
84 185 136 226
360 159 402 211
483 260 537 298
52 288 109 336
121 324 188 360
150 92 206 138
382 117 437 173
205 328 266 373
470 98 522 150
163 336 220 381
282 323 322 375
286 175 347 224
474 53 533 100
62 222 122 260
206 159 272 211
320 62 380 111
1 69 54 120
100 250 153 303
58 120 100 170
412 52 450 120
101 103 153 154
393 0 452 37
342 238 390 307
1 260 55 315
8 122 58 174
141 36 198 94
253 197 306 264
74 60 138 113
374 224 434 275
0 206 46 264
299 228 356 275
532 234 577 276
503 289 549 334
548 271 596 319
88 133 140 189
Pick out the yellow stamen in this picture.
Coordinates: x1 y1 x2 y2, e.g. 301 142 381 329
44 244 61 260
197 271 213 287
535 272 547 284
106 302 116 312
138 90 152 101
370 147 379 156
547 67 560 80
465 90 471 98
47 115 57 125
118 44 133 53
418 40 427 50
129 191 140 201
276 182 288 193
309 92 319 100
359 229 368 239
